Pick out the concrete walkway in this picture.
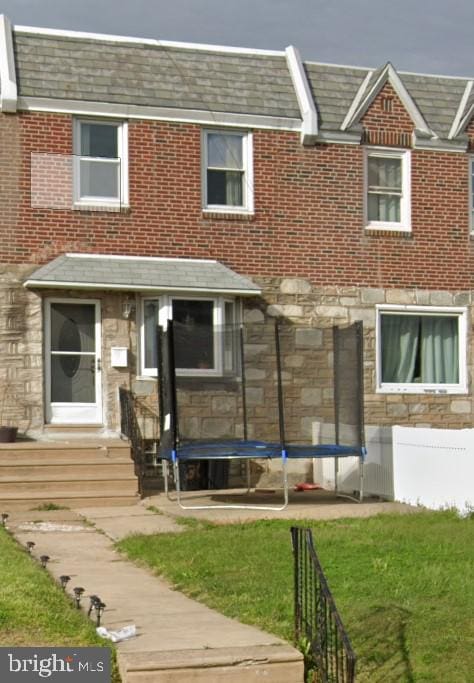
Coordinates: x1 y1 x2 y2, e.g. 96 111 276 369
7 506 303 682
6 494 416 681
143 487 417 524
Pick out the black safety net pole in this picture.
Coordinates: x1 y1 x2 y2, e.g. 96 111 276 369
167 319 179 452
156 325 165 434
274 321 286 450
239 325 248 441
355 321 365 450
333 325 340 447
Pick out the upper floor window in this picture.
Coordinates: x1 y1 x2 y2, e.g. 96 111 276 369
73 119 128 208
141 295 239 377
203 130 253 213
366 149 410 231
376 305 467 394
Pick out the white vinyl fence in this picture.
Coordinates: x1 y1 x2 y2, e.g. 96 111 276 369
314 424 474 513
392 426 474 514
315 425 394 499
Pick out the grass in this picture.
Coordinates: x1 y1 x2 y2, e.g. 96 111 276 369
118 510 474 682
30 503 69 511
0 527 120 681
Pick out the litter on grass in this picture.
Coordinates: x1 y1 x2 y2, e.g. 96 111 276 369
97 625 137 642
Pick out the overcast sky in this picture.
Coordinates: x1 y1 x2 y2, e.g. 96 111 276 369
2 0 474 78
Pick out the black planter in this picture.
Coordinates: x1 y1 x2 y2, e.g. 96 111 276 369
0 426 18 443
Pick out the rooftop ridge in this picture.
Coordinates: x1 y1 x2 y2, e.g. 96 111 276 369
14 24 286 58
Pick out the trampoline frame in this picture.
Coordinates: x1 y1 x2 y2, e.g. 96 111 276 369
158 319 366 511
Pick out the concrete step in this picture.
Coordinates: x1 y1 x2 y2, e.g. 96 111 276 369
0 463 135 478
0 443 131 465
0 438 138 510
0 494 139 510
0 452 132 466
118 645 304 683
0 477 138 495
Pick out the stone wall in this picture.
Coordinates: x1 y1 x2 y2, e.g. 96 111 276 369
254 277 474 429
0 276 471 447
0 265 43 434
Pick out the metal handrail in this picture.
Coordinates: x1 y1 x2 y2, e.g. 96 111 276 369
291 526 357 683
119 387 146 497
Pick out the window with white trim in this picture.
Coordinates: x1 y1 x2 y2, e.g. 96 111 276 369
366 149 410 230
203 130 253 212
73 119 128 208
376 306 467 394
141 296 238 377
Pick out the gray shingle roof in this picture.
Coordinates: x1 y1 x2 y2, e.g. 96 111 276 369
399 72 467 140
304 62 368 130
13 31 300 119
3 25 474 142
25 254 261 295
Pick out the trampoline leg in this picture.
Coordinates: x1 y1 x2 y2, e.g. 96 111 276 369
174 459 185 508
245 459 251 494
282 452 289 510
359 455 364 502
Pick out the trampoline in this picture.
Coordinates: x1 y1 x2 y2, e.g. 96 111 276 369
157 318 366 510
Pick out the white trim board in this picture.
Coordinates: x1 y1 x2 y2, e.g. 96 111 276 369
285 46 318 145
0 14 17 112
23 279 261 296
14 23 286 57
341 62 433 137
17 96 302 133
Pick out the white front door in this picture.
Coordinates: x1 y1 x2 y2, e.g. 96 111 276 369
45 299 102 424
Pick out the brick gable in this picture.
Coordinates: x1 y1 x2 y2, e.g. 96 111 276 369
361 82 414 147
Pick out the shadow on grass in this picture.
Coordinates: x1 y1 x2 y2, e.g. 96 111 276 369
351 605 414 683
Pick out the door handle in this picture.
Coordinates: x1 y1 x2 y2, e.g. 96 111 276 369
97 358 102 372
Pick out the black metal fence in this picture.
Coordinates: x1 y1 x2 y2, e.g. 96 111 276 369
291 526 356 683
119 387 146 496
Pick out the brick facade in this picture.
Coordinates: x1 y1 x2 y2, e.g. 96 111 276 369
0 72 473 437
1 108 472 289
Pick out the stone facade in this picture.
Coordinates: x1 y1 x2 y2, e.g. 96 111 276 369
0 275 472 438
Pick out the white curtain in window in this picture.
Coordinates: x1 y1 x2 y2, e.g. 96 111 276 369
381 315 419 382
420 317 459 383
368 194 400 222
225 172 243 205
368 157 402 222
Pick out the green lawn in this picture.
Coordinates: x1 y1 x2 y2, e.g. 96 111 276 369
118 511 474 683
0 527 119 680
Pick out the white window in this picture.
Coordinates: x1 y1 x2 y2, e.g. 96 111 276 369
203 130 253 213
376 306 467 394
73 119 128 208
470 158 474 233
366 149 410 230
140 296 238 377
